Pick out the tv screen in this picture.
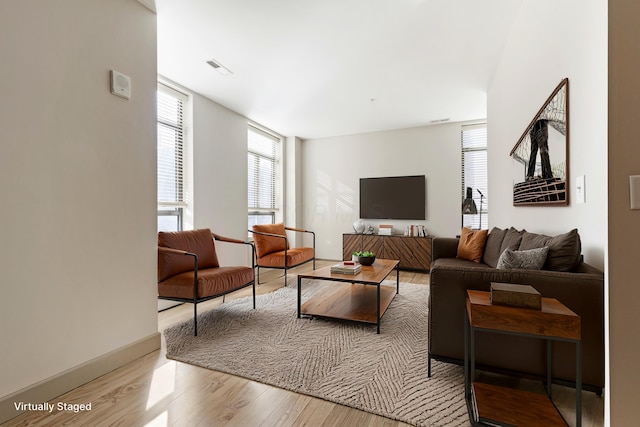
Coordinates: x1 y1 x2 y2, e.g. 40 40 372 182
359 175 426 220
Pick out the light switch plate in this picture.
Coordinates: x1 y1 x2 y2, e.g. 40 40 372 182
576 175 585 204
630 175 640 209
110 70 131 99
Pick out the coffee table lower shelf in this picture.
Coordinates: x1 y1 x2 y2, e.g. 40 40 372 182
300 283 396 324
470 382 568 426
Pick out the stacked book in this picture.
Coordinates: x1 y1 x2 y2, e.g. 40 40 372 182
404 224 428 237
330 262 362 275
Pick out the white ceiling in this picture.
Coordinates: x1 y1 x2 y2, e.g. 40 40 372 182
156 0 522 139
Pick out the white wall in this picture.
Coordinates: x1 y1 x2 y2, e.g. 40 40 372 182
0 0 158 400
191 93 251 266
487 0 607 270
285 136 304 247
301 123 466 259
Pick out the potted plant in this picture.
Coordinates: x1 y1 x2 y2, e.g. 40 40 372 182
352 250 376 266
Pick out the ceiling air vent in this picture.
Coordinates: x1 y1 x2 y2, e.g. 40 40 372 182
206 59 233 76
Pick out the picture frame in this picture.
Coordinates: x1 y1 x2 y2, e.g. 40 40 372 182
510 78 569 206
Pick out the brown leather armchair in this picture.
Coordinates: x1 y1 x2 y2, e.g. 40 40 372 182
249 223 315 286
158 228 255 336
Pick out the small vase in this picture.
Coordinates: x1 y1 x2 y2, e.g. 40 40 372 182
353 219 365 234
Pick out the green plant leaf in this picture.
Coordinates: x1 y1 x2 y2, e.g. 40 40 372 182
353 251 375 257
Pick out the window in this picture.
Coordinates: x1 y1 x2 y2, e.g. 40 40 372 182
248 125 281 228
461 124 488 229
157 83 187 231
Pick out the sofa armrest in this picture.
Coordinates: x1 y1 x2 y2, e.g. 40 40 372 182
212 233 247 244
285 226 316 251
285 226 310 233
575 262 603 275
430 262 604 313
431 237 459 262
157 246 199 290
158 246 196 258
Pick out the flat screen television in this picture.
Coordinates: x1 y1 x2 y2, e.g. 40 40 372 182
359 175 426 220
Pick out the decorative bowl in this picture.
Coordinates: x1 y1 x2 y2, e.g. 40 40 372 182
355 255 376 266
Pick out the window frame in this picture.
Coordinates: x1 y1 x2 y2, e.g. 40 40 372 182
461 123 488 230
157 82 188 232
247 124 282 228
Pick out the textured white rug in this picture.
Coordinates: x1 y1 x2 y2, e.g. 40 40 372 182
163 281 470 427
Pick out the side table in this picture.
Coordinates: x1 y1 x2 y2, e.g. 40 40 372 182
464 290 582 426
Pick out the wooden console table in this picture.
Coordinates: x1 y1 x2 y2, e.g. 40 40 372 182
464 290 582 427
343 233 432 271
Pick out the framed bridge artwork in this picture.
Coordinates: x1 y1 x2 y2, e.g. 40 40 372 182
510 78 569 206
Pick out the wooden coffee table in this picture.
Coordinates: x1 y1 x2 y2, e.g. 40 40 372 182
296 259 399 333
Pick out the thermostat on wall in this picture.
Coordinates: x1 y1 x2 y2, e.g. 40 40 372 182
110 70 131 99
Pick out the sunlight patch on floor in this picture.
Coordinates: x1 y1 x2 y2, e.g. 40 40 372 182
145 362 176 410
144 410 168 427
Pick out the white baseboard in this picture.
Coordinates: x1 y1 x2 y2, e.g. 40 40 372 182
0 332 161 424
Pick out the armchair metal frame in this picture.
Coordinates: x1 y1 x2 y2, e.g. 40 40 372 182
248 226 315 287
158 233 256 336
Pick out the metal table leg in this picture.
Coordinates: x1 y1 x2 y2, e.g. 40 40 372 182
547 340 552 397
464 309 470 399
396 264 399 293
297 276 302 318
576 340 582 427
377 283 381 334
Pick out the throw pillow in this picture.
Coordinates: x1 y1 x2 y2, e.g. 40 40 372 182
252 223 289 258
482 227 507 268
519 229 582 272
499 227 526 255
496 246 550 270
457 227 489 263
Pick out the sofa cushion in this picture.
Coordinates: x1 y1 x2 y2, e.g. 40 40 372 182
457 227 488 263
499 227 525 255
252 223 289 258
257 247 315 267
432 257 491 270
496 246 549 270
482 227 507 268
158 229 219 282
158 266 254 299
519 229 582 272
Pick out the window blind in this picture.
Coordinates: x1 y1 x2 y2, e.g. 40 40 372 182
461 124 488 229
248 125 280 212
157 83 187 209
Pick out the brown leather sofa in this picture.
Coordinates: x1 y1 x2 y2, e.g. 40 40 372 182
428 227 605 393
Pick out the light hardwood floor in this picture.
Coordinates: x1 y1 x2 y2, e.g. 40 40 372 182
3 260 603 427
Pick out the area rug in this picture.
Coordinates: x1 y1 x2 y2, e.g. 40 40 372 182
163 281 470 427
